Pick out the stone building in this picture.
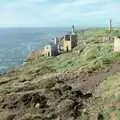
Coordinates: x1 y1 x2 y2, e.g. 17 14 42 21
54 37 59 45
63 34 77 52
44 37 60 56
114 36 120 52
63 25 77 52
44 43 58 56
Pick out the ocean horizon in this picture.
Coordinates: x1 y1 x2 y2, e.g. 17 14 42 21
0 27 71 73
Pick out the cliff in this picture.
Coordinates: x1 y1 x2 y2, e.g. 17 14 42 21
0 28 120 120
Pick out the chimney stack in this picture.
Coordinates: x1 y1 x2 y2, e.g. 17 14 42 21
109 19 112 32
72 25 75 34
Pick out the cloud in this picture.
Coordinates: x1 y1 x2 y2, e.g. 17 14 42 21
0 0 120 27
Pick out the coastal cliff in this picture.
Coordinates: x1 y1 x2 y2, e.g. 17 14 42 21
0 28 120 120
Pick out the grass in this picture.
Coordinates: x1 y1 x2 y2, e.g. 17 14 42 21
0 28 120 120
87 72 120 120
22 29 120 74
2 28 119 94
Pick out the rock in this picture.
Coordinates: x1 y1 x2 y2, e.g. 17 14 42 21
46 113 57 119
83 108 87 113
32 94 47 108
35 103 40 108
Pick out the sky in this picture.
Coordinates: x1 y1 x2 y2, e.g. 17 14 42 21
0 0 120 27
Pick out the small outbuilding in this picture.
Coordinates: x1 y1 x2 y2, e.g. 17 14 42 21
114 36 120 52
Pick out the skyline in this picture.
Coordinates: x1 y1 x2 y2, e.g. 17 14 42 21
0 0 120 27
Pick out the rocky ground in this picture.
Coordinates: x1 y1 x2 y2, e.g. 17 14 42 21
0 62 120 120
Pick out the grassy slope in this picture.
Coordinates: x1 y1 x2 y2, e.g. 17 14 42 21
21 28 120 120
0 28 120 120
22 28 120 74
87 72 120 120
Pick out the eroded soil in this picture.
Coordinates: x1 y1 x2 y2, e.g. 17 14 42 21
0 62 120 120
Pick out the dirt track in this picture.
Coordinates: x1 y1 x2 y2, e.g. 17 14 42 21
58 61 120 93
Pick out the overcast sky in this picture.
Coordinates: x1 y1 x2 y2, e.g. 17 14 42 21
0 0 120 27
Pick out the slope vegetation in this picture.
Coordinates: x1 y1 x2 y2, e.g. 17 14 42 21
0 28 120 120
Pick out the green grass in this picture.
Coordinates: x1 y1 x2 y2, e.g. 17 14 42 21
87 72 120 120
19 28 120 75
0 28 120 120
1 28 120 96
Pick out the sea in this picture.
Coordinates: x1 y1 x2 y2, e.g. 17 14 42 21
0 28 71 73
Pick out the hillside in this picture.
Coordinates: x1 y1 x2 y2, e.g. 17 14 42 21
0 28 120 120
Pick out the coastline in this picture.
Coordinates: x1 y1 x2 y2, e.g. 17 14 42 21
0 28 120 120
0 27 71 75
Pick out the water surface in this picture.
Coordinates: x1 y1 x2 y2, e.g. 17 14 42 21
0 28 70 73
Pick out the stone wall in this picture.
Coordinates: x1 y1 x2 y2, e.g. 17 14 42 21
63 34 77 52
63 40 72 52
114 37 120 52
71 35 77 48
44 44 58 56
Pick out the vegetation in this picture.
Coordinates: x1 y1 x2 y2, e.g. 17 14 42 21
87 72 120 120
21 28 120 74
0 28 120 120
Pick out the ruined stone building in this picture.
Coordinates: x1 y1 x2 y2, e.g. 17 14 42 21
54 37 61 53
44 38 60 56
44 44 58 56
42 25 77 56
63 34 77 52
63 25 77 52
114 36 120 52
54 37 59 45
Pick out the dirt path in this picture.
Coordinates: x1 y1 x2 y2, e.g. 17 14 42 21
57 62 120 93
